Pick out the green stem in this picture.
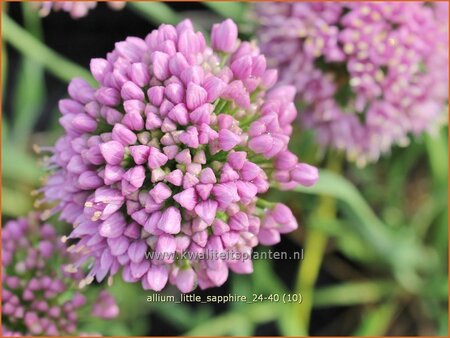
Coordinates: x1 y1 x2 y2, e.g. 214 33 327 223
255 198 274 209
2 13 95 85
424 130 448 189
291 151 343 334
353 302 397 336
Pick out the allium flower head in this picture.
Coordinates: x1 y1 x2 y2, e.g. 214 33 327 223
40 19 318 292
35 1 125 19
256 2 449 166
2 214 118 336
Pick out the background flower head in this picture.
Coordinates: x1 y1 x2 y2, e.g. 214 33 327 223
39 19 318 293
256 2 449 166
34 1 125 19
2 214 118 336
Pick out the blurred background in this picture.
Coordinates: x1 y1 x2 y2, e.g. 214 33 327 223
2 2 448 336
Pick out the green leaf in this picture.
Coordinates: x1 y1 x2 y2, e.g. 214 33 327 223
2 118 10 144
203 2 245 22
150 300 213 330
11 3 46 145
353 302 397 336
1 185 33 217
128 2 181 25
283 170 426 291
12 57 45 146
252 256 286 294
1 42 7 97
313 281 396 308
2 13 95 85
425 127 448 188
185 303 278 336
2 144 43 186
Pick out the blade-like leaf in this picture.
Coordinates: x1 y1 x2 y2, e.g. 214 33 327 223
12 3 46 146
128 2 181 25
279 170 426 291
2 14 94 85
314 280 396 308
203 2 245 22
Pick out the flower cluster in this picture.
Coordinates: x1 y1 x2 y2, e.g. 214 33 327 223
35 1 125 19
40 19 318 293
256 2 449 166
2 214 119 336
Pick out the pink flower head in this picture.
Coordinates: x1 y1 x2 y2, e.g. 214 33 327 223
41 19 317 292
1 214 118 336
256 2 449 166
34 1 125 19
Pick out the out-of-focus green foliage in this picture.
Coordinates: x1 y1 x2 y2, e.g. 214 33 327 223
2 2 448 336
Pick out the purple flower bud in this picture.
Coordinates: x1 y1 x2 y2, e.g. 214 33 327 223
212 183 239 208
274 151 298 170
227 151 246 170
71 114 97 133
123 166 145 188
151 51 170 81
100 141 125 165
200 168 217 184
168 103 189 126
95 87 121 106
169 52 190 76
181 66 204 86
130 145 151 165
186 83 207 110
291 163 319 187
203 76 227 102
104 165 125 184
129 63 150 87
250 134 274 155
229 211 249 231
176 268 196 293
175 148 192 165
78 171 103 189
121 81 145 101
195 183 213 201
92 291 119 320
195 200 218 225
165 169 183 186
231 56 253 80
155 234 176 263
128 240 147 263
146 265 169 291
108 236 130 256
240 161 262 181
190 104 212 125
182 172 199 189
99 213 126 238
218 129 241 151
179 126 199 148
157 207 181 234
211 19 238 53
148 147 168 169
163 145 179 160
165 83 185 104
149 182 172 204
173 187 197 211
206 261 229 286
147 86 164 106
90 58 110 82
